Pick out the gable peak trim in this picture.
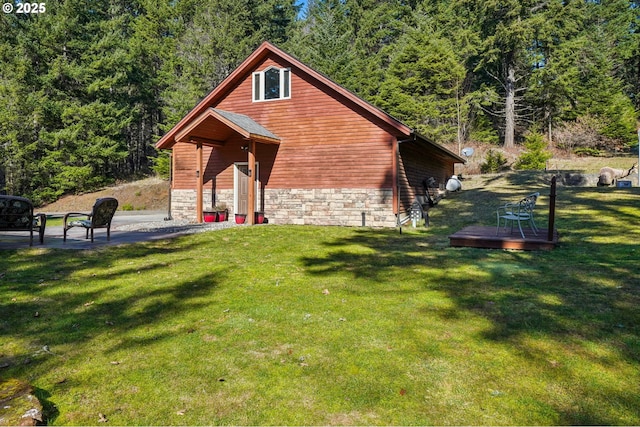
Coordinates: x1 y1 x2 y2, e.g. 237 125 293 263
156 41 412 150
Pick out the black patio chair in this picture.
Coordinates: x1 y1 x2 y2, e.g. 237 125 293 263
0 195 46 245
63 198 119 242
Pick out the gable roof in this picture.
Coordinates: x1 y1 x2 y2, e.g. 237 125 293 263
175 108 280 146
156 41 465 163
211 109 279 142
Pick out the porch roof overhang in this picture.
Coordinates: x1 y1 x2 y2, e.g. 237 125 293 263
175 108 280 146
400 132 467 164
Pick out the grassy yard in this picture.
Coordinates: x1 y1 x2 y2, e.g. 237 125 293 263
1 172 639 425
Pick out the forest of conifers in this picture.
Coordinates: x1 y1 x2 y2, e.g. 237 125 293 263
1 0 639 204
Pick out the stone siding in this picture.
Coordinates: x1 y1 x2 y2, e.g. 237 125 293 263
171 188 396 227
171 189 235 221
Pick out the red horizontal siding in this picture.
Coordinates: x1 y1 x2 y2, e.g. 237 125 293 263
197 54 398 190
397 141 455 213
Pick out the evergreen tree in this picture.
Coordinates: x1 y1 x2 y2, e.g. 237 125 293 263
527 0 637 147
2 0 639 203
514 132 552 170
285 0 358 89
524 0 585 141
417 0 496 145
0 15 35 196
470 0 545 148
116 0 172 175
1 1 174 201
376 16 466 144
627 0 640 110
342 0 415 100
162 0 299 126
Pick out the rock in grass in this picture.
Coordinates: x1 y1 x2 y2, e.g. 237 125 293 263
0 378 43 426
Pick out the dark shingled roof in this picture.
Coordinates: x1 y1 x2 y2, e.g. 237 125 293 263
211 108 279 142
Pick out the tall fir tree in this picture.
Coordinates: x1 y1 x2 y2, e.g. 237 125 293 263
161 0 299 127
375 15 466 144
342 0 415 100
470 0 546 147
285 0 358 89
2 0 639 201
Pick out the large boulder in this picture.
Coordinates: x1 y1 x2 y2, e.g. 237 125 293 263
0 379 43 426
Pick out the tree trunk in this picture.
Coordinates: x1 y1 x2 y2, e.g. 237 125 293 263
504 63 516 148
456 84 462 154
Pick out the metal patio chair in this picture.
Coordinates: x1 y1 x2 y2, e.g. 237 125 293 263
64 197 118 242
496 192 539 239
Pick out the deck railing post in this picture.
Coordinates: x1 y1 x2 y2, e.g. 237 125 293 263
547 176 557 241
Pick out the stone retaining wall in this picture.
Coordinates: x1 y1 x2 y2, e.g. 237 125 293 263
547 172 638 187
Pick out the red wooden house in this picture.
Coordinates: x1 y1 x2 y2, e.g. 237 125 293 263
156 42 464 226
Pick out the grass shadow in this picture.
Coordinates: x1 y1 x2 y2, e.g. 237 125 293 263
299 178 639 423
0 235 220 371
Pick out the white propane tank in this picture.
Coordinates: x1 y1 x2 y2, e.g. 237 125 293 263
446 175 461 192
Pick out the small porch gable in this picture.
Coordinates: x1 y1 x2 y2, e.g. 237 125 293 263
175 108 280 224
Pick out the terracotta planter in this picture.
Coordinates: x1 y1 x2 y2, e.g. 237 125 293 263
203 212 217 223
254 212 265 224
235 213 246 224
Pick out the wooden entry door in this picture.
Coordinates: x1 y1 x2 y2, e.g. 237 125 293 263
234 162 259 214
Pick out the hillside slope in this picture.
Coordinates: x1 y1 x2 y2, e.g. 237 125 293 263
42 177 170 212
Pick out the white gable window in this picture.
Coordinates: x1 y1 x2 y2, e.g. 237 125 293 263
253 67 291 102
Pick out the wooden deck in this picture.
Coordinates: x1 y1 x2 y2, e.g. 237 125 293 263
449 226 559 251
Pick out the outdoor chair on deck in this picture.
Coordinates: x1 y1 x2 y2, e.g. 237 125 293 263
64 197 118 243
496 192 539 239
0 195 46 246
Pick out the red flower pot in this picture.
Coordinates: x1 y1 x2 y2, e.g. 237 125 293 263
217 210 227 222
203 212 217 222
254 212 265 224
235 214 246 224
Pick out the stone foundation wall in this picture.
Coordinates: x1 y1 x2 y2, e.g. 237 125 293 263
171 189 235 221
171 188 396 227
264 188 395 227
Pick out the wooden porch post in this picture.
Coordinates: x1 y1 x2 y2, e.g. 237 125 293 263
247 139 256 225
196 142 203 223
392 138 399 215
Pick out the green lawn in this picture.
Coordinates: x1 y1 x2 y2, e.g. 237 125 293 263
1 172 639 425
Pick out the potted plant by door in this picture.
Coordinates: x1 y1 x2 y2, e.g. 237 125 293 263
203 211 217 222
235 213 247 224
215 205 228 222
254 211 265 224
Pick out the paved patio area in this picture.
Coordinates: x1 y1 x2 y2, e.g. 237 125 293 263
0 211 239 250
